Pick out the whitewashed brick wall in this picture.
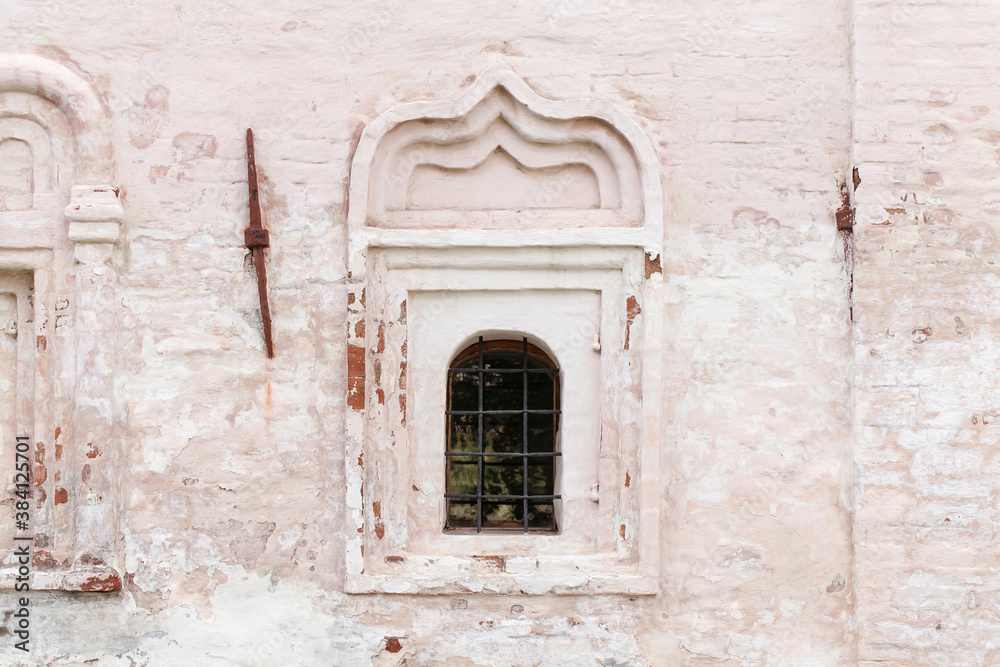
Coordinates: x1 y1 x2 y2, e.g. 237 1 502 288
0 0 990 664
854 0 1000 664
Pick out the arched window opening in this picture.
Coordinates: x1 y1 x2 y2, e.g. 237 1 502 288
445 336 561 533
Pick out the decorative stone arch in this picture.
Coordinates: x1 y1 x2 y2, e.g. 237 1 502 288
344 61 663 596
346 60 663 272
0 53 114 183
0 53 123 591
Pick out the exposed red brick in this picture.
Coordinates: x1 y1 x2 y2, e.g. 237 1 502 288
625 471 630 488
54 426 61 441
354 319 365 338
80 572 122 592
644 252 662 278
347 377 365 411
347 345 365 377
34 464 46 485
376 388 385 405
79 553 106 567
626 295 641 319
620 524 626 539
398 300 407 323
376 322 385 353
82 463 91 483
86 442 101 459
54 487 68 505
33 550 59 570
54 443 62 461
386 555 404 563
625 295 641 350
36 335 46 352
385 637 402 653
34 441 44 464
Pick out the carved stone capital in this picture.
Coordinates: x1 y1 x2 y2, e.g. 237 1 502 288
65 185 124 244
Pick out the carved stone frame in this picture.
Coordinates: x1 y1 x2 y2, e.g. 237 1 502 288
0 55 124 591
344 61 663 595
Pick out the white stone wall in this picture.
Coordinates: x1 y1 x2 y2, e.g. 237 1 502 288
1 0 985 664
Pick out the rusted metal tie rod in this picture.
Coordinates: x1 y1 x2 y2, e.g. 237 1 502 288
245 128 274 358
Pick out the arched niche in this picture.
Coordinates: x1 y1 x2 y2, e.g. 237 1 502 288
0 53 123 592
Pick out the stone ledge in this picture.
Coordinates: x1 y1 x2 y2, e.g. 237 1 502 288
0 565 121 592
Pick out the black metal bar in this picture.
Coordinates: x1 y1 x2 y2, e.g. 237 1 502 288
446 409 561 415
445 494 562 500
477 336 484 534
522 337 529 533
445 451 562 458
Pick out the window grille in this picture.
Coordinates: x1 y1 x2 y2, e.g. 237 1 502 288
445 337 561 533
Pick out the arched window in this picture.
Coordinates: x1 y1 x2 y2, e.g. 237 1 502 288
445 337 560 533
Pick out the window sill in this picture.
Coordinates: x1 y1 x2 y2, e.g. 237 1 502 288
345 572 657 596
